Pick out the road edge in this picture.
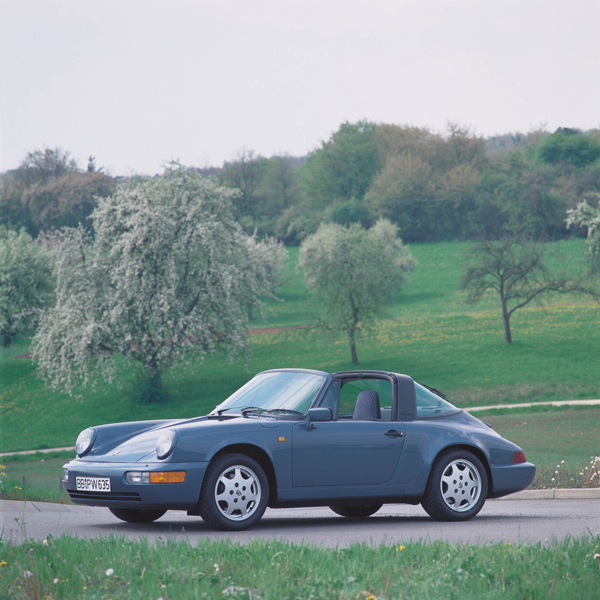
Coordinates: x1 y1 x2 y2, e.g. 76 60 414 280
2 488 599 516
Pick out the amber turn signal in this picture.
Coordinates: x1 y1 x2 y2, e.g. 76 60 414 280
512 452 526 464
149 471 186 484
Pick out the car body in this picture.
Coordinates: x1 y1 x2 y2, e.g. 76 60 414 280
63 368 536 530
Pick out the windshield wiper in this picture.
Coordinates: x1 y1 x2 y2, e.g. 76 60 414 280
216 406 262 415
241 407 269 416
419 383 447 399
240 407 305 417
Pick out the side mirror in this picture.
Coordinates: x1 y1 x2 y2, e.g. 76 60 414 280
306 407 332 428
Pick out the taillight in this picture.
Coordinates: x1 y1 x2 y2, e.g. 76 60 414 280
512 451 526 464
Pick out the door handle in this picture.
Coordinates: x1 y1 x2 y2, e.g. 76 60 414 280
384 430 404 438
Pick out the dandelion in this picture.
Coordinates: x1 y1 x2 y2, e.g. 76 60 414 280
396 545 406 552
106 568 114 576
0 561 7 567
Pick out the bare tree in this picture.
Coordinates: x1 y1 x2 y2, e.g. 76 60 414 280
221 148 266 217
461 237 592 343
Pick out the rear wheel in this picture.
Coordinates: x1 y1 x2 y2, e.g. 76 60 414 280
109 507 167 523
329 504 382 518
199 453 269 531
421 449 488 521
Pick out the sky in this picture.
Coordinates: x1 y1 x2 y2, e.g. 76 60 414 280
1 0 599 176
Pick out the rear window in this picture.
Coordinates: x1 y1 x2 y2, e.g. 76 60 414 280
415 383 459 418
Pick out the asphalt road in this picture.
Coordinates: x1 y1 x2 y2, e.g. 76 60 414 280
2 498 599 547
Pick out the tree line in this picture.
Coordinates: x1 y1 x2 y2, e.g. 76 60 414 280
2 123 600 244
211 123 600 244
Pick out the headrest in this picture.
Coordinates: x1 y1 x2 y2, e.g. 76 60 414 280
353 390 381 420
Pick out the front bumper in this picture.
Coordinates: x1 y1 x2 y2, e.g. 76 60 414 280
488 462 536 499
63 459 209 510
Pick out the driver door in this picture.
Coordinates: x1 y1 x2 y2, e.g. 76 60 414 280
292 377 405 487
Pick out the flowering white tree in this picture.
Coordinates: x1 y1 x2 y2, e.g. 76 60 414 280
299 219 417 364
566 193 600 269
32 166 277 401
0 229 54 347
242 233 287 320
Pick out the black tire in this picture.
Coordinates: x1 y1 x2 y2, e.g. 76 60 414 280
199 453 269 531
109 507 167 523
421 449 488 521
329 504 383 518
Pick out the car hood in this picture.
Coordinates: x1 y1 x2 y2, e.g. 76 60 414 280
80 418 190 462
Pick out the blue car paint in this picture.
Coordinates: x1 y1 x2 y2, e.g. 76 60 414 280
63 369 535 516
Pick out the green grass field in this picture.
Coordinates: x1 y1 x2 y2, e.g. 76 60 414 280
1 535 599 599
1 240 598 456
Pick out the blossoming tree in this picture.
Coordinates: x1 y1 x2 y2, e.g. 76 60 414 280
299 219 416 364
566 192 600 270
0 228 54 347
32 166 284 402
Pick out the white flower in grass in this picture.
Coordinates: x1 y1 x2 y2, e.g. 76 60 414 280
24 571 33 578
214 563 220 573
53 578 58 585
551 478 555 482
106 568 114 576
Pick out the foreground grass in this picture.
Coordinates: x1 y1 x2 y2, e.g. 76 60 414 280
1 240 599 453
1 535 599 599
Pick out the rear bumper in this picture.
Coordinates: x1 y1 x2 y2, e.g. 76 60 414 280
63 459 209 510
488 462 536 499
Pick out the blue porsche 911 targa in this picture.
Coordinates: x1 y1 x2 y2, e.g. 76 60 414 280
63 369 535 530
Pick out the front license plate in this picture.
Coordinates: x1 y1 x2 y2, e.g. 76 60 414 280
76 477 111 492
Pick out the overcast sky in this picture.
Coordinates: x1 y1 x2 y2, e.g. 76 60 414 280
1 0 598 176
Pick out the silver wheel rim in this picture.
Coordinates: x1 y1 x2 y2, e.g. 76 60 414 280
440 459 482 513
214 465 261 521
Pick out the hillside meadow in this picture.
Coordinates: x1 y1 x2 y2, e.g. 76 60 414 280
0 239 599 454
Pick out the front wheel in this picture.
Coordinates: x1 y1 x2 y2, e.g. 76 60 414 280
329 504 382 518
199 453 269 531
421 449 488 521
109 507 167 523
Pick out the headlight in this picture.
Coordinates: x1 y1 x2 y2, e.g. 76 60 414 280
156 429 178 460
75 428 96 457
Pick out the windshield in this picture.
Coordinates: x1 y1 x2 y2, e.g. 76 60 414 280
212 371 326 416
